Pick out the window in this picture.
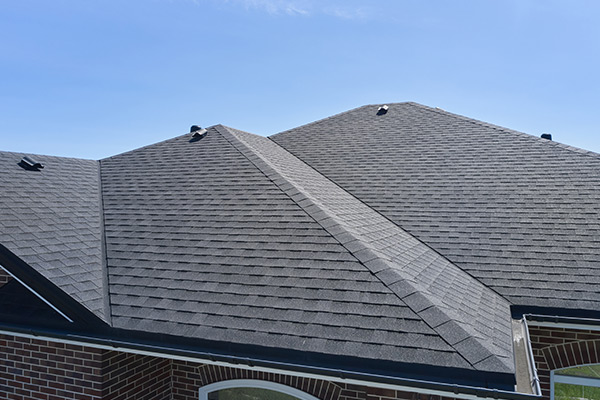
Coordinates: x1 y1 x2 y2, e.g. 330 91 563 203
199 379 320 400
552 364 600 400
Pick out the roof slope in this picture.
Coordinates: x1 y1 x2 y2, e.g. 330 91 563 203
0 151 106 319
223 126 513 372
271 102 600 311
98 125 506 373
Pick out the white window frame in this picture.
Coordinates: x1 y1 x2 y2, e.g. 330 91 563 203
551 364 600 400
199 379 321 400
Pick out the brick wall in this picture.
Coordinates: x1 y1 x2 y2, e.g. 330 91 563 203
337 383 455 400
102 351 171 400
528 325 600 400
0 333 460 400
0 334 103 400
0 268 12 288
177 363 342 400
174 363 456 400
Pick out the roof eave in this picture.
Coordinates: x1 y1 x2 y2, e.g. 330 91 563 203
0 321 533 400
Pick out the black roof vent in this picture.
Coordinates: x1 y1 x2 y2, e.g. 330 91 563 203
190 125 208 141
541 133 552 141
19 156 44 171
377 105 389 115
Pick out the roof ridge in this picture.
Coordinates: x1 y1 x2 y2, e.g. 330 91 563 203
0 149 94 162
100 132 191 161
216 125 514 373
270 104 404 138
269 102 413 139
407 102 600 160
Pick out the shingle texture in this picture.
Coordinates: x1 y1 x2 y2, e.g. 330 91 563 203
99 127 472 370
272 102 600 311
3 101 600 382
223 126 513 371
0 151 106 319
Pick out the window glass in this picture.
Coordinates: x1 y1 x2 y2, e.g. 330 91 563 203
556 365 600 379
554 364 600 400
554 382 600 400
208 387 301 400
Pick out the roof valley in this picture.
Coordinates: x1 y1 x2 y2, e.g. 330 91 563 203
97 159 113 325
215 125 514 372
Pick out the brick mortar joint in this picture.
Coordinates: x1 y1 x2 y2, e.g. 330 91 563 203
535 338 600 351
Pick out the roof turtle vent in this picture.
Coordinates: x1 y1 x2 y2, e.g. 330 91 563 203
541 133 552 141
19 156 44 171
190 125 208 141
377 105 389 115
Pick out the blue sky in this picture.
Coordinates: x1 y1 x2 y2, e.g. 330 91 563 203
1 0 599 159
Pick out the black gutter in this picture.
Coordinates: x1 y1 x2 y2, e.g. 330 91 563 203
511 305 600 322
0 321 538 400
523 313 600 328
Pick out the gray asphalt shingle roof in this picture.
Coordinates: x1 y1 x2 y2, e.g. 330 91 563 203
2 102 599 380
99 126 485 370
223 125 513 372
271 102 600 311
0 151 107 320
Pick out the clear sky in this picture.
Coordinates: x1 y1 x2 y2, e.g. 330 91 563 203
1 0 599 159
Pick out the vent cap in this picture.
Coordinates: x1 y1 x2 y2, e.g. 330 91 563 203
541 133 552 141
190 125 208 140
19 156 44 171
377 105 389 115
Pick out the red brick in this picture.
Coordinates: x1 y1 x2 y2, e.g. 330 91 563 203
573 342 584 365
0 334 464 400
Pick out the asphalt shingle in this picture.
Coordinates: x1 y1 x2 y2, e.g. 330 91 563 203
6 102 599 381
0 151 106 320
271 102 600 311
99 127 471 370
225 126 513 372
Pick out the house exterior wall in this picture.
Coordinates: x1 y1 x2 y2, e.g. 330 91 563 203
0 334 103 400
1 333 458 400
528 324 600 400
102 351 171 400
174 363 457 400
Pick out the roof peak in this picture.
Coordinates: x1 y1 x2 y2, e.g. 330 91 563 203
272 102 600 160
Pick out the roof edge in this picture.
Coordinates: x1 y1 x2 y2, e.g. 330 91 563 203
269 103 410 139
406 102 600 159
0 322 530 399
512 304 600 322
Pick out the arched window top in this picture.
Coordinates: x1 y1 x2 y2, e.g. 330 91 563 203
199 379 321 400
